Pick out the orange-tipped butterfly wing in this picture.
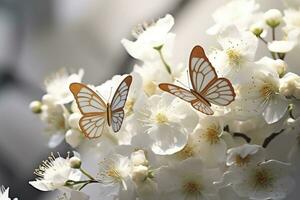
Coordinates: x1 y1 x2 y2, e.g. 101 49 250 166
159 45 235 115
70 75 132 138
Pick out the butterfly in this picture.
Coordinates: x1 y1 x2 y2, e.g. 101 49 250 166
69 75 132 138
159 45 235 115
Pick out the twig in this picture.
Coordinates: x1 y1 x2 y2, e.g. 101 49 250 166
233 132 252 143
262 129 285 148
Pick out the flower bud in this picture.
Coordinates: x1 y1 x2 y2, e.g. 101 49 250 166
65 129 83 148
132 165 149 184
69 156 81 169
29 101 42 114
250 23 264 37
131 150 148 166
68 113 81 129
273 59 287 77
264 9 282 28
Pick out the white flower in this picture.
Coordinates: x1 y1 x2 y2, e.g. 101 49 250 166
233 66 288 124
0 187 17 200
226 144 265 167
257 57 287 77
40 96 70 147
130 150 148 167
156 158 219 200
209 26 258 83
207 0 260 35
44 68 84 105
98 154 131 188
280 72 300 98
268 40 296 53
191 116 227 168
29 153 82 191
219 160 295 200
121 14 175 62
264 9 282 27
141 94 198 155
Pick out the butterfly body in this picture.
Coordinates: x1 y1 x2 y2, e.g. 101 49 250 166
70 75 132 138
159 45 235 115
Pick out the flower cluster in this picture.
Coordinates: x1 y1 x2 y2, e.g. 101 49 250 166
28 1 300 199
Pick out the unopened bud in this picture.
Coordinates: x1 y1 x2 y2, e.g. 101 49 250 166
29 101 42 114
69 156 81 169
264 9 282 28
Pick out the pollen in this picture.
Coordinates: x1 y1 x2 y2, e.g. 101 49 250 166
106 167 122 181
125 99 135 116
260 82 278 100
155 112 168 124
202 125 220 145
144 81 157 96
252 168 274 189
226 49 242 67
235 155 251 166
183 181 202 194
176 144 194 160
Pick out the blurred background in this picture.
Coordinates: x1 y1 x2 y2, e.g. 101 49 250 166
0 0 297 199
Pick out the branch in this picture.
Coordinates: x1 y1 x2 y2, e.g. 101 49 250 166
262 129 285 148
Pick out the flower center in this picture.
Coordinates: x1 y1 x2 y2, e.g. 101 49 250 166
235 155 251 166
253 168 274 189
144 81 157 96
260 82 278 100
227 49 242 67
106 167 122 181
176 143 194 160
182 181 202 195
202 125 220 144
125 99 135 116
155 112 168 124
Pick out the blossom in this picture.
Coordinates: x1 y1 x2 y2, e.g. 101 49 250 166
29 152 82 191
156 158 219 200
0 187 17 200
191 116 227 167
44 68 84 105
226 144 265 167
207 0 260 35
268 40 296 54
280 72 300 99
208 26 258 83
141 94 198 155
232 65 288 124
121 14 174 62
264 9 282 28
219 160 295 200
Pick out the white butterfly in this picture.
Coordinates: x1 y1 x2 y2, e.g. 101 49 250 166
159 45 236 115
69 75 132 138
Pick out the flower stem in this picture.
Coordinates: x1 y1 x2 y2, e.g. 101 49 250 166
258 36 276 59
272 27 276 41
80 168 95 180
154 45 172 74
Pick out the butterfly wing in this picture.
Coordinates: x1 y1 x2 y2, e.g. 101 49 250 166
159 83 198 102
189 45 236 106
110 75 132 132
202 78 236 106
159 83 213 114
69 83 107 138
189 45 218 93
191 99 214 115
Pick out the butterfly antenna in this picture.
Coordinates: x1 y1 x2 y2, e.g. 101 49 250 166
186 69 191 88
175 80 189 88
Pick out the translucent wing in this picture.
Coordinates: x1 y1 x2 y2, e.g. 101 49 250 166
189 46 218 93
203 78 236 106
110 75 132 111
159 83 198 102
191 99 214 115
70 83 108 139
110 75 132 133
111 110 125 132
69 83 107 114
79 115 107 138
